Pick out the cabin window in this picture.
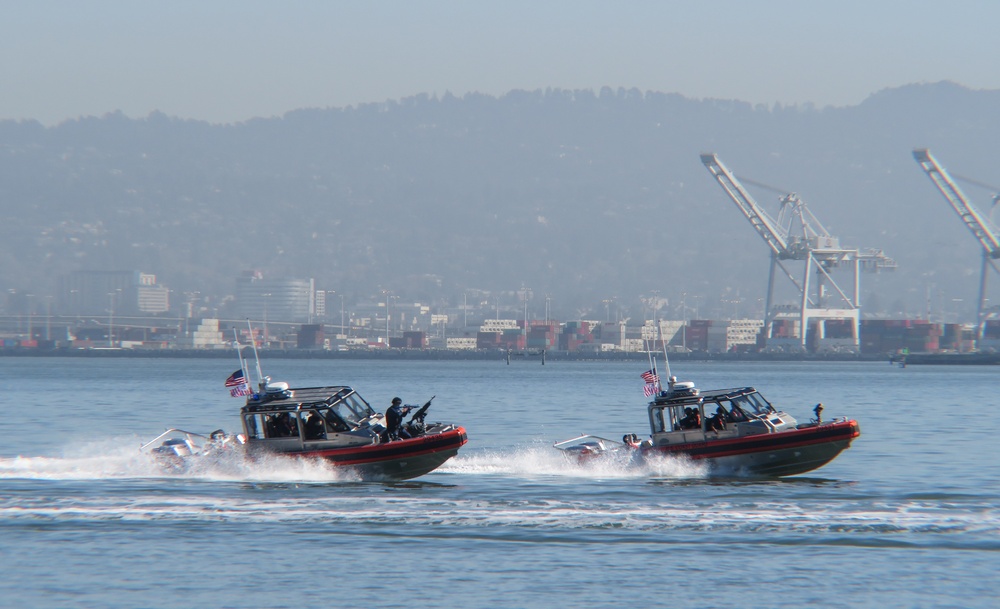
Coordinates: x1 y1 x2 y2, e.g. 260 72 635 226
261 411 299 438
732 393 774 416
302 409 327 440
244 414 261 439
676 404 703 430
716 400 745 422
746 392 775 413
320 407 351 433
652 408 666 433
329 394 373 428
343 394 375 420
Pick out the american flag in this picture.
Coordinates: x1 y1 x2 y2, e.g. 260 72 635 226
226 370 253 398
640 369 659 384
643 383 658 397
225 369 246 387
226 369 251 398
230 384 253 398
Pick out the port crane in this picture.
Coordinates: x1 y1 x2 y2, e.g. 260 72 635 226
913 148 1000 340
701 153 896 352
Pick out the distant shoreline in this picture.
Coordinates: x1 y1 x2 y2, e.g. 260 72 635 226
4 347 996 364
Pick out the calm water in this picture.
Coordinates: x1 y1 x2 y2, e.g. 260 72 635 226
1 356 997 609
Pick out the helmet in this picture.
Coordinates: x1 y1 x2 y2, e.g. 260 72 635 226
392 397 402 405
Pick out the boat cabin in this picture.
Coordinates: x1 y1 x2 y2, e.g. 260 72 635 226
647 384 797 446
240 385 385 449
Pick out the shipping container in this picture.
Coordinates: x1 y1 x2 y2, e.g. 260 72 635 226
984 320 1000 339
403 331 427 348
297 324 324 349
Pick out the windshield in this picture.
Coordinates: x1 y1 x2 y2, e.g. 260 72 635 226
730 392 774 416
329 392 376 428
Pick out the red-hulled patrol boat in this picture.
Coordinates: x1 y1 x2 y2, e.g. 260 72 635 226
145 381 467 480
555 376 859 477
143 329 467 480
236 383 467 480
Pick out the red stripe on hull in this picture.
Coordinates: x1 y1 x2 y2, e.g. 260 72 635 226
643 420 860 476
302 427 469 466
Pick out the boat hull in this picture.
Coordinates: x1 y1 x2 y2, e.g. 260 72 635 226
644 419 860 477
247 426 469 481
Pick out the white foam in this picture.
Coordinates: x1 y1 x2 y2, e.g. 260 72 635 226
1 489 994 538
0 441 702 483
440 444 708 479
0 436 357 483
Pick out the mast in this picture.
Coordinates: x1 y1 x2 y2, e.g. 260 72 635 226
656 318 671 384
246 318 265 388
231 328 252 395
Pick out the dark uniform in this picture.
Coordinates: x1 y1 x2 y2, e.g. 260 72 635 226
385 397 412 441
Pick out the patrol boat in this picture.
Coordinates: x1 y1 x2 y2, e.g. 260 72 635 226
143 326 467 480
143 382 468 480
237 383 467 480
555 376 860 477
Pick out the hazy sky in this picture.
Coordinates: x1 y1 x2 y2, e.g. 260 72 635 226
4 0 998 125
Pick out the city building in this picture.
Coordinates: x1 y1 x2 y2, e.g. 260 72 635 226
235 271 315 322
58 270 170 316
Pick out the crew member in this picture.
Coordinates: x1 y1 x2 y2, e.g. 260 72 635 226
385 397 412 441
707 406 727 432
680 407 701 430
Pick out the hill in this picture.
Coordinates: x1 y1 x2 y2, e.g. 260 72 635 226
2 81 998 321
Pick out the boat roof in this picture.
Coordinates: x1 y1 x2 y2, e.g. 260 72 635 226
240 385 357 414
651 386 759 407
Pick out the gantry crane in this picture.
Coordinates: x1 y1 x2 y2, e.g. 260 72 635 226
913 149 1000 340
701 153 896 352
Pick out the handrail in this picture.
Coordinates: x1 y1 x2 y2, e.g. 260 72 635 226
553 434 620 450
139 428 210 451
743 412 777 433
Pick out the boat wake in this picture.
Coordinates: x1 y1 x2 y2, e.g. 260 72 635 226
0 441 707 483
1 479 995 549
441 444 709 479
2 443 996 549
0 437 360 483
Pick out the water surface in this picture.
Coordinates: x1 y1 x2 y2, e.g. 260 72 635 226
1 357 997 608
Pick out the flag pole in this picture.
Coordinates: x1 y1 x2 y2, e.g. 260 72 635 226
232 328 250 395
645 327 656 377
246 318 265 388
656 317 672 389
641 325 659 397
645 341 657 391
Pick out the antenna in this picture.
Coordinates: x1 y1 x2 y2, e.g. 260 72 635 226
656 318 671 383
246 318 265 387
232 328 247 380
229 328 254 398
644 335 657 393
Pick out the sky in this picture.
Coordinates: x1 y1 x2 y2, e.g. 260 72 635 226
3 0 999 125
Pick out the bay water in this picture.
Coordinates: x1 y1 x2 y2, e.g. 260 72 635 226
1 356 997 608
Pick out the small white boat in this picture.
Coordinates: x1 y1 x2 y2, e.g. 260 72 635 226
140 428 246 471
